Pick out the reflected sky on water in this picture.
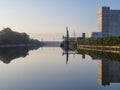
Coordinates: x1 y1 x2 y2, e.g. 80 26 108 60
0 47 120 90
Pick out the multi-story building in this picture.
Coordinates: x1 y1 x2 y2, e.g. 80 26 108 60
98 6 120 37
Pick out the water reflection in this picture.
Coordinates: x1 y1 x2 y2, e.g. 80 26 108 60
78 49 120 86
62 43 69 64
62 45 79 64
0 46 40 64
98 59 120 86
0 45 120 89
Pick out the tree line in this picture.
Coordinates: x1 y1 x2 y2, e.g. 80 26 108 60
0 27 40 45
77 36 120 46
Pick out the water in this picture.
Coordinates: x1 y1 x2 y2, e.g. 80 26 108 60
0 47 120 90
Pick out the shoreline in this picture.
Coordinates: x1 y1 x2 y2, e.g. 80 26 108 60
77 45 120 53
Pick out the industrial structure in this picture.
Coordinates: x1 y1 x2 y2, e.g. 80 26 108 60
91 6 120 38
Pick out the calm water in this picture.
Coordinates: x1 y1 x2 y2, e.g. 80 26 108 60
0 47 120 90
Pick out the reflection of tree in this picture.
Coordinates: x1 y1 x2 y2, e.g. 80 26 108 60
0 46 40 64
78 49 120 61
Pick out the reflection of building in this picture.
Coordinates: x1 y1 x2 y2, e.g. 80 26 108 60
79 49 120 86
98 6 120 37
98 59 120 86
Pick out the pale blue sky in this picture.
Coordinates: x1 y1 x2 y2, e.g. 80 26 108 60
0 0 120 35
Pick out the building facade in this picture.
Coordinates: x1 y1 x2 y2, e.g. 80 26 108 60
98 6 120 37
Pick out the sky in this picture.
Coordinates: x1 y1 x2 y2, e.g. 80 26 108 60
0 0 120 37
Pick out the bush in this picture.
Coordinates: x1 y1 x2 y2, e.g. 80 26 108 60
78 36 120 46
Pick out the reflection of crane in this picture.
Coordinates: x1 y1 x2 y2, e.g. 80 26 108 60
62 50 78 64
63 50 69 64
62 50 86 64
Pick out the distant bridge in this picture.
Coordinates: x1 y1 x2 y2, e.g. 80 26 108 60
41 41 62 47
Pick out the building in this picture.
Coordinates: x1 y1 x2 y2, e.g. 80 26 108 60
98 6 120 37
89 32 102 38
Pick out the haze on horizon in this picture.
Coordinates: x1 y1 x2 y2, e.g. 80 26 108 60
0 0 120 35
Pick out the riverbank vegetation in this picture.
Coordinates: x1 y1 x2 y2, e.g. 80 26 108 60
0 28 41 46
77 36 120 46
